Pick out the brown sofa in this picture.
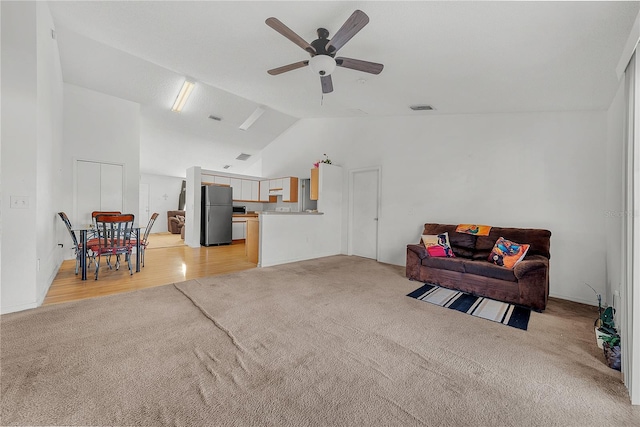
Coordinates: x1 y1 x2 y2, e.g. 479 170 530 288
167 210 185 234
406 223 551 311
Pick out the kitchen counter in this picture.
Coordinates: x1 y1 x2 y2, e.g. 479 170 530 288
259 211 324 215
232 213 259 218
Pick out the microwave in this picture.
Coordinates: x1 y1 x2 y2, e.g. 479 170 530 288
232 206 247 214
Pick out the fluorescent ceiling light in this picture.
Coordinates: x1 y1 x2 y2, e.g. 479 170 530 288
171 80 195 112
239 106 265 131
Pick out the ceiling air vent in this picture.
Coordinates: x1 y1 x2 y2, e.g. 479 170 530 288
223 165 231 169
236 153 251 161
410 105 435 111
208 115 222 121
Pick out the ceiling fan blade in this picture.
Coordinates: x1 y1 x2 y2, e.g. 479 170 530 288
336 57 384 75
266 17 316 55
321 75 333 94
325 10 369 54
268 61 309 75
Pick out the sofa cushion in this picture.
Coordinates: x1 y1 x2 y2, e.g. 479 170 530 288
421 256 465 273
452 246 475 258
463 260 517 282
472 251 492 261
422 224 476 249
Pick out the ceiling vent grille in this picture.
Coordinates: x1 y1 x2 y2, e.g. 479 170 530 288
223 165 231 169
410 105 435 111
236 153 251 161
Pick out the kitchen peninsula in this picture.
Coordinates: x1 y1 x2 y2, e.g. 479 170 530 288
184 164 343 267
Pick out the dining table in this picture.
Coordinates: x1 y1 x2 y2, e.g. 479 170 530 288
72 224 144 280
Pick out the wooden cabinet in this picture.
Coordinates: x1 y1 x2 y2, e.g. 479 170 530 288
283 177 298 202
246 218 259 264
310 168 319 201
232 218 246 240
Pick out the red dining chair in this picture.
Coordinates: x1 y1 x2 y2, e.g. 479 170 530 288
132 212 159 267
91 211 121 228
94 213 135 280
58 212 99 275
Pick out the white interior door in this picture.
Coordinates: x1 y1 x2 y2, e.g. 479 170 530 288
139 183 150 226
76 161 101 225
350 168 380 260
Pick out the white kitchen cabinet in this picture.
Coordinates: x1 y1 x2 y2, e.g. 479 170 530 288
214 176 231 186
251 180 259 201
270 178 283 191
230 178 242 200
282 178 291 202
241 180 252 201
259 180 270 202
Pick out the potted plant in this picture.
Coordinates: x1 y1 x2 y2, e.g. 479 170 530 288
586 283 617 348
601 333 621 371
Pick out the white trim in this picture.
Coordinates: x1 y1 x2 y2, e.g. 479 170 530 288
347 165 382 260
631 52 640 405
622 51 640 405
617 10 640 80
1 302 38 315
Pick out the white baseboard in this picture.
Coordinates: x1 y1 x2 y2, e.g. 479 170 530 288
1 301 38 315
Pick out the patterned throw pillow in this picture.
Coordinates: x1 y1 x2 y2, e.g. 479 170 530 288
489 237 530 269
421 234 440 247
455 224 492 236
421 233 455 257
437 232 456 257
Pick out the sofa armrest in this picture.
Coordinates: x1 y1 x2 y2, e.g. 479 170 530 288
407 244 428 260
513 256 548 280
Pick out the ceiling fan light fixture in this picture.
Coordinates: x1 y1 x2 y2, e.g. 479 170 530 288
309 55 336 76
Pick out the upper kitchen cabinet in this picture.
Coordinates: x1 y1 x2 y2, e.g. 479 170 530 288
259 180 270 202
267 176 299 203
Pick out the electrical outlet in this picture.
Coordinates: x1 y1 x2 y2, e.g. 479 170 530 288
10 196 29 209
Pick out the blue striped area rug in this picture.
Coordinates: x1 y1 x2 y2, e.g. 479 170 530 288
407 283 531 330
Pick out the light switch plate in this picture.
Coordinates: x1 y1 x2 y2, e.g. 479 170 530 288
10 196 29 209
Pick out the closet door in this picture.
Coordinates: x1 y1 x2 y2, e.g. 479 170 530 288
75 160 124 225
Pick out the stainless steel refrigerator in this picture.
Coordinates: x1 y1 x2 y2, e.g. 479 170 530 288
200 185 232 246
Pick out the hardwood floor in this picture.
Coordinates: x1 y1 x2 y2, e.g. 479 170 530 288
43 241 256 306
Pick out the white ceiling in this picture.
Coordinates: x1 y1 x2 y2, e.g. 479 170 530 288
47 1 639 175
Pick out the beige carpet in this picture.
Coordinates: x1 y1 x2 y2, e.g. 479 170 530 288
1 256 638 426
145 231 185 249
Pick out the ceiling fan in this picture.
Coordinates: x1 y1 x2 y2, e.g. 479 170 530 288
265 10 383 94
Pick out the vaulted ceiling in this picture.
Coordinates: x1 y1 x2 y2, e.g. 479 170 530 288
47 1 639 176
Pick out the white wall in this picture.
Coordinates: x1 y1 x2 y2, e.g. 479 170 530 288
606 79 627 311
36 1 65 303
140 173 185 233
61 83 140 247
261 112 608 305
1 2 64 313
